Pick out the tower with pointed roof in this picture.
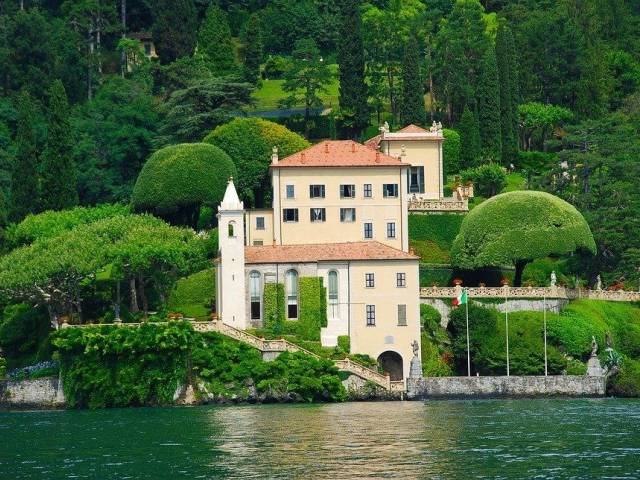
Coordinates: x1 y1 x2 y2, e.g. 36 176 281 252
216 178 247 329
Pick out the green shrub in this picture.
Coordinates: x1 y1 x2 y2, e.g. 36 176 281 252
294 277 327 341
443 128 461 176
460 163 507 198
167 268 216 320
263 282 285 334
131 143 236 227
263 55 291 79
522 257 570 286
203 117 309 207
419 266 453 287
0 304 52 369
421 332 453 376
420 304 442 330
517 150 557 174
409 213 463 264
0 357 6 379
609 358 640 397
337 335 350 353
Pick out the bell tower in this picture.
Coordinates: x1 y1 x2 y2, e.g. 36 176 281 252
216 178 247 329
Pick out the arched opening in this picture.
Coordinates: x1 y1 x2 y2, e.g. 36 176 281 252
328 270 338 318
249 271 262 320
285 269 298 319
377 351 404 381
228 221 235 237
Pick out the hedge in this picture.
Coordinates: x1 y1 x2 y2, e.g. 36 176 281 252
409 213 463 264
443 128 461 176
263 282 286 334
167 268 216 320
131 143 236 226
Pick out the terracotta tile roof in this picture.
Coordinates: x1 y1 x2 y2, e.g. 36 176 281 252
363 134 382 149
245 241 418 264
272 140 406 168
364 124 441 149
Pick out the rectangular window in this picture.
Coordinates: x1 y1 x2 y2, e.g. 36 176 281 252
309 184 325 198
340 208 356 222
386 222 396 239
340 184 355 198
364 222 373 239
286 184 295 199
397 304 407 326
310 208 326 222
366 305 376 326
364 183 372 198
408 166 425 194
396 272 406 287
256 217 265 230
365 273 375 288
383 183 398 198
283 208 298 222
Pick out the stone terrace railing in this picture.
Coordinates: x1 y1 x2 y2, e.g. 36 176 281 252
409 197 468 212
66 319 396 391
420 284 640 302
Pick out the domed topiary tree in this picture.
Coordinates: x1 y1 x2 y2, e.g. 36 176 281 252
203 118 310 207
450 191 596 286
131 143 236 228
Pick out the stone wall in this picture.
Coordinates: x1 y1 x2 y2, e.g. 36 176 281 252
407 375 606 399
0 376 65 409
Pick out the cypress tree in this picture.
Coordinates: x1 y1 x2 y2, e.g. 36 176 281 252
476 48 502 163
337 0 369 137
242 13 263 84
40 80 78 211
9 90 39 222
496 24 519 165
152 0 198 64
458 105 481 169
198 3 237 76
400 36 426 126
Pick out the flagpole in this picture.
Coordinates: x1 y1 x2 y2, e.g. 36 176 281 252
543 295 548 376
466 289 471 377
505 288 510 377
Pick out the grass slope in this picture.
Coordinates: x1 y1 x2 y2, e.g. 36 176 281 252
251 77 340 111
167 268 216 320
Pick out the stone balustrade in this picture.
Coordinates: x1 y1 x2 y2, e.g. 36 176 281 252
408 197 469 212
420 284 640 302
334 358 391 390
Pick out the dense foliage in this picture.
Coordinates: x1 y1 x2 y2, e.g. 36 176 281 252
451 191 596 285
167 269 216 320
131 143 236 227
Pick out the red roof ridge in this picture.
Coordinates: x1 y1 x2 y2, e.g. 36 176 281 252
272 140 406 168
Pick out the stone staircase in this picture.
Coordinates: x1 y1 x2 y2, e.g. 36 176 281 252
194 320 396 391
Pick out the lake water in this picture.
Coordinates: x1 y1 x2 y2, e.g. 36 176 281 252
1 399 639 479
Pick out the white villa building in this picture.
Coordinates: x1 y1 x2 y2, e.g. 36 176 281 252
215 123 461 380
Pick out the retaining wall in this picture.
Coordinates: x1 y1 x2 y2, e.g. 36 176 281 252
407 375 606 399
0 376 65 409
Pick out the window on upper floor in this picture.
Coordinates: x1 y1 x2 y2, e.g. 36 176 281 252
383 183 398 198
366 305 376 326
256 217 265 230
340 184 355 198
364 183 372 198
309 184 325 198
386 222 396 239
396 272 406 287
283 208 298 222
286 184 295 199
365 273 375 288
340 208 356 222
408 166 425 194
397 304 407 326
364 222 373 239
310 208 326 222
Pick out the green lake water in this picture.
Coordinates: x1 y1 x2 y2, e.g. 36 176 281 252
1 399 639 479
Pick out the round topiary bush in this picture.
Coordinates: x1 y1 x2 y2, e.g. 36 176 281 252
131 143 236 227
450 191 596 286
203 118 310 207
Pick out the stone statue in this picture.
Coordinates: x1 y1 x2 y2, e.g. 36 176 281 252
605 331 613 351
596 274 602 291
409 340 422 379
550 270 557 287
591 335 598 357
412 340 419 357
379 121 390 134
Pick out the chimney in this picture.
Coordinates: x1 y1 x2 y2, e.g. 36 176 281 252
375 151 380 163
351 142 356 153
324 142 329 153
271 146 279 165
301 152 306 162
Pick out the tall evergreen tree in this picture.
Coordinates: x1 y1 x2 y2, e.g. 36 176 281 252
242 13 263 84
400 36 426 126
9 90 39 222
197 3 236 76
152 0 197 64
40 80 78 211
476 48 502 163
496 24 519 165
337 0 369 137
458 105 481 169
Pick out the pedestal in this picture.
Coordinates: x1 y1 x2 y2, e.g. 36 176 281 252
586 355 604 376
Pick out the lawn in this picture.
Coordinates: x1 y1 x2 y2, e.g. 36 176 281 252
250 75 340 111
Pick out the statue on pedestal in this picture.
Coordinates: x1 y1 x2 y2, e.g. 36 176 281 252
591 335 598 357
586 336 604 377
409 340 422 379
550 270 557 287
596 274 602 291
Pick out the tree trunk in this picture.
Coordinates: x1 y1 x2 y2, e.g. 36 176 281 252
514 260 528 287
120 0 127 77
129 277 139 312
138 273 149 318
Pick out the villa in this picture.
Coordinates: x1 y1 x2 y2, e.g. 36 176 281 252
215 123 458 380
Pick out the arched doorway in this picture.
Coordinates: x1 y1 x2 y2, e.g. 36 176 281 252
377 351 403 381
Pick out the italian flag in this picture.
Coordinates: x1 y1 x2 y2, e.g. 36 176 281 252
452 289 468 306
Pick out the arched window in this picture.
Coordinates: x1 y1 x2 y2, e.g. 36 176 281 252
228 221 235 237
285 269 299 319
249 271 261 320
328 271 338 318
